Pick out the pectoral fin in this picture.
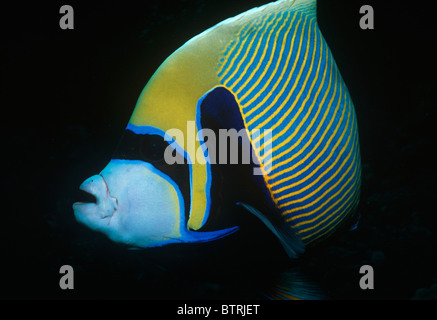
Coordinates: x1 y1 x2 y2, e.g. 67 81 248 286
182 226 239 244
237 202 305 259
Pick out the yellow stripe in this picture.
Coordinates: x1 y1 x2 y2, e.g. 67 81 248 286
250 15 316 132
263 60 337 169
264 65 339 172
271 94 351 196
301 189 360 243
300 172 361 242
255 19 321 148
260 40 329 162
231 13 280 92
240 12 297 111
224 14 273 87
236 11 289 97
262 54 333 167
273 287 303 300
292 0 317 14
278 129 358 210
259 29 326 153
217 21 254 75
219 16 262 83
281 126 357 217
287 142 359 224
244 14 311 125
268 89 349 193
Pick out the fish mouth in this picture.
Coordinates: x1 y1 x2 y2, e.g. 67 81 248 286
74 188 98 205
72 174 118 221
73 181 100 207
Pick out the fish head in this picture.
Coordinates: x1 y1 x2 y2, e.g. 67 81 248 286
73 159 185 248
73 126 237 248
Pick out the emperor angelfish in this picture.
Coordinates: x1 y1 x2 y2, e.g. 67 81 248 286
73 0 361 258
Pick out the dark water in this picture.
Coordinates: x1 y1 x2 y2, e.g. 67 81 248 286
3 0 436 300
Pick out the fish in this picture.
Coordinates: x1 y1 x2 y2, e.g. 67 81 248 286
73 0 361 260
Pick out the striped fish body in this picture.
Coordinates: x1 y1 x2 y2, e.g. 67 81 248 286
130 0 361 250
217 0 362 247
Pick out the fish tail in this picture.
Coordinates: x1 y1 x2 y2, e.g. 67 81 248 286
262 267 327 300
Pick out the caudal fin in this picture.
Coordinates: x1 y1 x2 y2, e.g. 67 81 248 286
263 267 327 300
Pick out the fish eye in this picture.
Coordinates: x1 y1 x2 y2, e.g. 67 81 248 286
139 134 167 162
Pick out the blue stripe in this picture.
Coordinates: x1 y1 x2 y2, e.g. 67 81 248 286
240 12 300 108
279 139 359 216
298 159 362 243
223 14 275 87
236 10 289 98
268 83 345 185
259 36 329 152
261 47 335 166
270 117 352 197
245 17 316 134
232 12 284 94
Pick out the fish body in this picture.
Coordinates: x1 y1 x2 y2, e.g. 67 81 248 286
73 0 361 257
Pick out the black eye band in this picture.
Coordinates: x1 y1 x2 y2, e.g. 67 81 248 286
112 130 169 163
140 134 168 162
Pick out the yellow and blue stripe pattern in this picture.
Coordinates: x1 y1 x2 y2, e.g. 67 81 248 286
217 0 361 246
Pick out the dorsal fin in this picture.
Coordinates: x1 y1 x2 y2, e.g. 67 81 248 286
292 0 317 15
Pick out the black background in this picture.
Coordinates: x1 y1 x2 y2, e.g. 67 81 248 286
2 0 436 300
